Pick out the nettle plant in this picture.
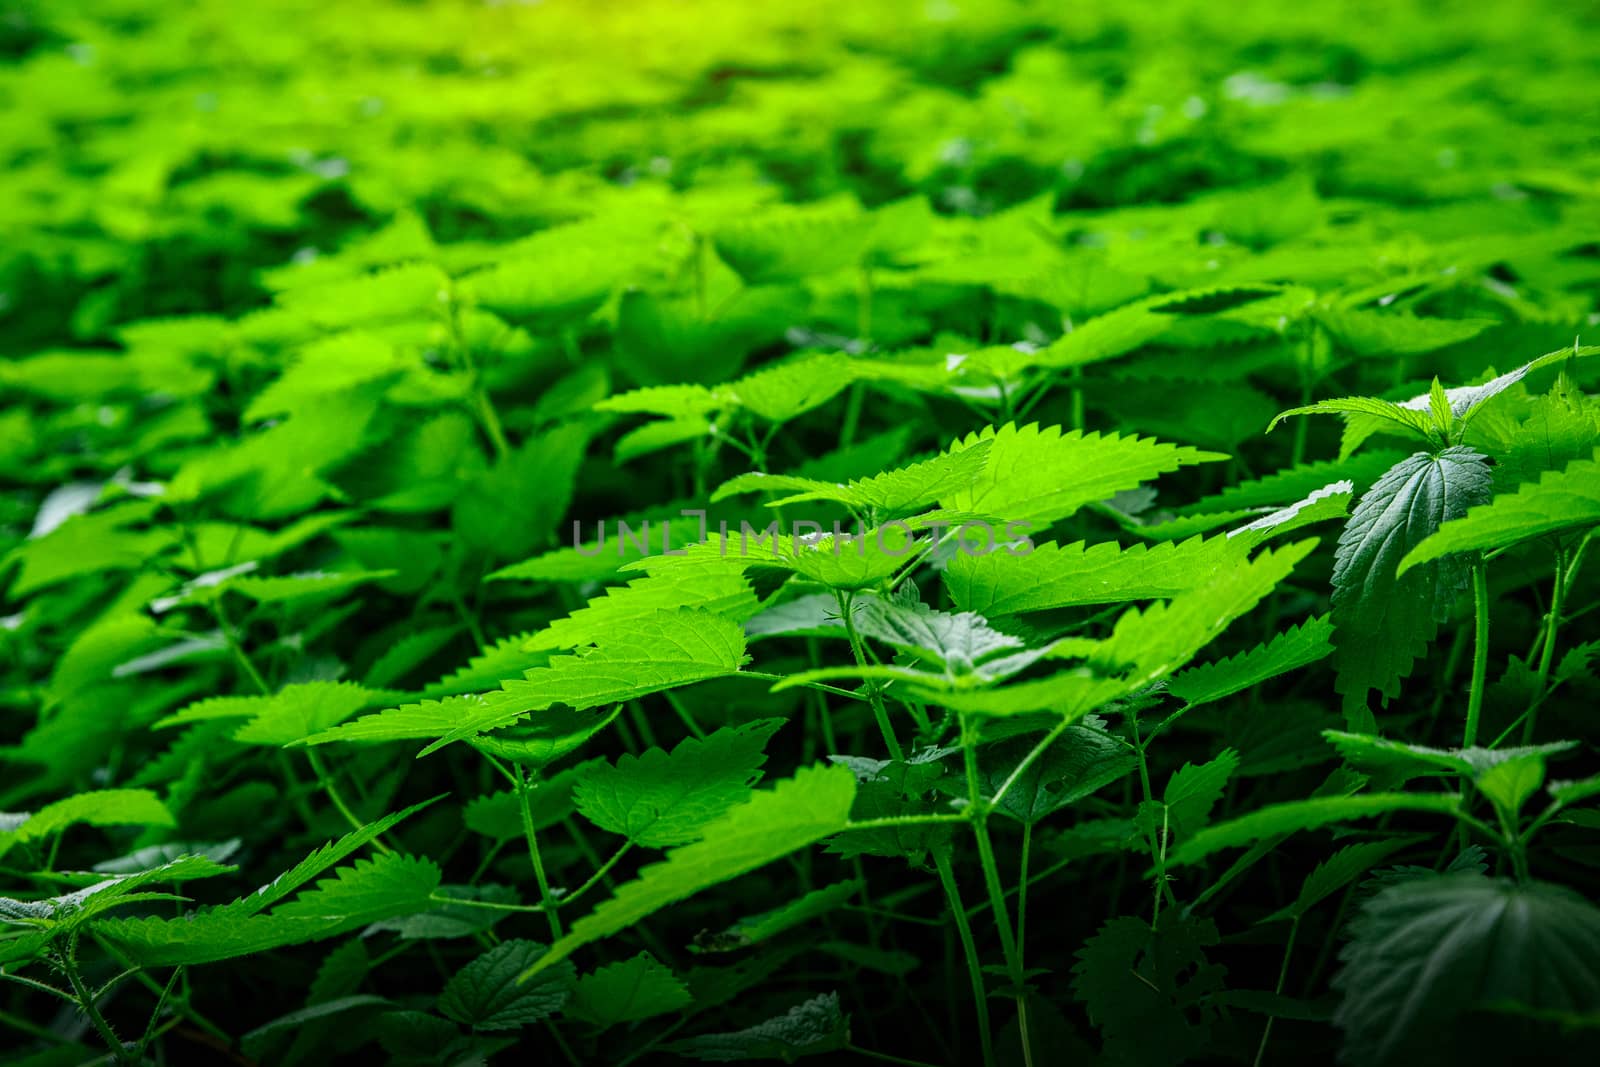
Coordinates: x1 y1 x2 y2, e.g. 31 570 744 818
3 15 1600 1052
3 277 1598 1064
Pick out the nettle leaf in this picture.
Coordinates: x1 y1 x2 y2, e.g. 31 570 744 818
1137 750 1239 845
1265 838 1419 923
1089 537 1319 688
1166 615 1334 709
939 422 1226 527
1267 396 1436 445
1314 308 1494 357
1399 452 1600 574
944 534 1239 615
439 940 575 1031
1323 731 1578 786
302 610 748 753
713 439 993 516
522 555 760 653
1072 913 1227 1065
567 952 691 1027
826 757 952 864
573 719 785 847
1331 448 1493 725
1334 875 1600 1066
692 880 861 953
847 590 1033 680
93 802 436 965
523 764 857 980
156 681 373 746
732 353 858 423
666 992 849 1062
1168 794 1462 868
969 722 1138 824
0 789 174 861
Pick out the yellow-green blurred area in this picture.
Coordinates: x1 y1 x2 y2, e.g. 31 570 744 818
3 0 1597 350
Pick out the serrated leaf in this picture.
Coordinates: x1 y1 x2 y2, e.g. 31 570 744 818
1267 838 1418 922
1331 448 1493 723
1168 794 1461 867
0 789 174 862
1399 453 1600 574
939 422 1226 527
692 881 860 953
568 952 691 1027
439 940 575 1030
303 610 747 753
1167 615 1334 708
573 720 784 847
523 764 856 979
945 535 1239 615
1072 913 1226 1065
1334 876 1600 1066
666 992 849 1062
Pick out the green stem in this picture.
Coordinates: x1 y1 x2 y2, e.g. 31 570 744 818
62 943 134 1066
1524 547 1567 744
1253 918 1299 1067
1463 558 1490 748
933 849 996 1067
963 722 1031 1066
518 768 564 942
305 749 389 852
557 842 632 909
839 592 904 761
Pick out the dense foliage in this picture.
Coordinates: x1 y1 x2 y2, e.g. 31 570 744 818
3 0 1600 1064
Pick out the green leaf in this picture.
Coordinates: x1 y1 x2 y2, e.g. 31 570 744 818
713 441 992 517
1331 448 1493 724
93 802 437 965
567 953 691 1027
1266 396 1435 442
0 789 174 862
665 992 849 1062
1072 913 1226 1065
691 881 861 953
847 589 1032 680
1168 794 1462 867
1166 615 1334 708
523 764 857 980
155 681 374 746
1314 308 1494 357
1137 750 1239 844
1398 453 1600 575
302 610 748 753
439 940 576 1030
1268 838 1418 922
968 722 1138 825
573 719 785 847
939 422 1226 527
1089 538 1320 688
944 535 1239 615
1334 875 1600 1066
522 556 759 653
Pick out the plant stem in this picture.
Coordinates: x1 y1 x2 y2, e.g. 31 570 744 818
1524 546 1567 743
962 722 1032 1067
62 942 134 1066
557 842 632 909
839 592 904 761
1253 917 1299 1067
518 768 564 942
933 849 996 1067
1463 557 1490 748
